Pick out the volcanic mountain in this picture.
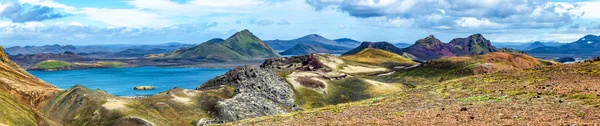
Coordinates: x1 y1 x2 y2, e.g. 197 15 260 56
449 34 499 54
157 29 281 61
403 35 463 60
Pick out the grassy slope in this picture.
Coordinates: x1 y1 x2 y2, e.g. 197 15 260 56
35 60 75 69
340 48 417 68
33 60 127 70
232 53 600 125
0 91 38 126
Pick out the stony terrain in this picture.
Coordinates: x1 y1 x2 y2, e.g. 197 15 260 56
234 53 600 125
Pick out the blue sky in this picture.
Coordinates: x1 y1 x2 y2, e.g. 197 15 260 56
0 0 599 46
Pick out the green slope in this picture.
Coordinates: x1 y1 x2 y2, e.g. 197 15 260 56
162 29 281 61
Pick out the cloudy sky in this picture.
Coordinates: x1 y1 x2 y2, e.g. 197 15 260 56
0 0 599 46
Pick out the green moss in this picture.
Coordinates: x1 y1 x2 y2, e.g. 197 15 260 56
326 78 372 104
0 91 38 126
294 88 328 109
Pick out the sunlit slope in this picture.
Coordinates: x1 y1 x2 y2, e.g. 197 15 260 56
234 54 600 125
340 48 417 67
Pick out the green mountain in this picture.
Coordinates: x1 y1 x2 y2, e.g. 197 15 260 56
160 29 281 61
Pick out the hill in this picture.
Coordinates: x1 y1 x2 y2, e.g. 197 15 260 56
280 44 331 55
449 34 499 54
393 43 412 48
524 41 547 50
157 29 281 61
403 34 506 61
265 34 356 53
30 60 128 71
342 42 406 56
340 48 417 68
404 35 462 60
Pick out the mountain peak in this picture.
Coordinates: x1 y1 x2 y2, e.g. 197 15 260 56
426 35 436 39
300 34 327 40
206 38 225 43
415 35 442 47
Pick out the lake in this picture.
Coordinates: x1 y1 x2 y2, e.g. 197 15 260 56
29 67 230 96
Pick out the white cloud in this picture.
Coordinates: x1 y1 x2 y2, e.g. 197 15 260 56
307 0 574 30
18 0 77 12
455 17 505 28
127 0 266 16
564 1 600 19
79 8 170 28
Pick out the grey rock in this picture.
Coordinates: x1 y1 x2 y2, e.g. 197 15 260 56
197 65 299 122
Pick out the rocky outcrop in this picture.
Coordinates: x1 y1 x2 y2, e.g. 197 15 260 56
197 66 298 122
261 54 333 72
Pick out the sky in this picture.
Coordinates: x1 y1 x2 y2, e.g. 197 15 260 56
0 0 599 46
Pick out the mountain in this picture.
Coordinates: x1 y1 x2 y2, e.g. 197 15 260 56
340 48 417 67
526 35 600 57
280 44 331 55
404 35 463 60
525 41 547 50
5 43 194 58
333 38 361 47
492 41 564 50
449 34 499 54
157 29 281 61
560 35 600 49
9 51 92 68
342 42 405 56
265 34 356 53
393 43 412 48
5 44 77 55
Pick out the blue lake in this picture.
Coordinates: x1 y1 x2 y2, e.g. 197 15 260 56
29 67 230 96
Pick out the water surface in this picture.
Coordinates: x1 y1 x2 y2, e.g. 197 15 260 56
29 67 229 96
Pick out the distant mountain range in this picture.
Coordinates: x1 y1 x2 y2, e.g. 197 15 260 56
153 29 281 61
527 35 600 57
4 42 194 57
280 44 331 55
344 34 510 61
265 34 361 53
493 41 565 51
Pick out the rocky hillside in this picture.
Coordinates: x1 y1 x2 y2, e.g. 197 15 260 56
197 66 299 122
154 29 281 61
232 53 600 125
280 44 331 55
0 46 61 125
449 34 499 54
